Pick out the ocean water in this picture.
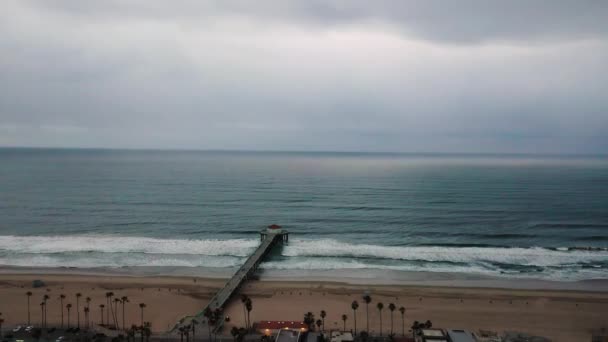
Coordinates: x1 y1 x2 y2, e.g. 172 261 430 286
0 148 607 281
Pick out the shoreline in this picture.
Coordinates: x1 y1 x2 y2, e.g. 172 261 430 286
1 265 607 292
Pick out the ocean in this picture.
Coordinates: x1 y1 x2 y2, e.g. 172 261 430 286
1 148 607 282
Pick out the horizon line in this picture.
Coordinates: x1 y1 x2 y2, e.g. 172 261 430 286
1 145 607 158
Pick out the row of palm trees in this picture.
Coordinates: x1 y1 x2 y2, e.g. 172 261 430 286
24 291 148 332
315 294 407 337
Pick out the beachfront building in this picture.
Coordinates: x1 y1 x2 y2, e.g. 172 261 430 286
418 328 447 342
255 321 308 337
445 329 475 342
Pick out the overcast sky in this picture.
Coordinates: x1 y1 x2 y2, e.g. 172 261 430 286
1 1 607 153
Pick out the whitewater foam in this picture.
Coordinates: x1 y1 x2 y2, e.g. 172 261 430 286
0 235 607 281
281 239 608 267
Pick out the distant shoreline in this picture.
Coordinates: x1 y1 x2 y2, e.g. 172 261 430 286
1 146 607 158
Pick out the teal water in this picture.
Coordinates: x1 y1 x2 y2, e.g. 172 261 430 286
1 148 607 280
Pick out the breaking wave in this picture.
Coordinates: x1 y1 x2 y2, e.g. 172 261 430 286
0 235 607 280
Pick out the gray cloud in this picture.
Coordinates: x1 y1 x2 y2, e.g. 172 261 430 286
26 0 608 43
0 0 607 153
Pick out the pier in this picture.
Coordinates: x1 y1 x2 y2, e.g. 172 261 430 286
172 225 288 333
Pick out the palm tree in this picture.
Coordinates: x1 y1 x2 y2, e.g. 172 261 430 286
245 298 252 331
121 296 129 330
143 321 151 342
179 326 185 342
59 294 66 328
105 292 114 328
76 293 82 328
203 308 213 342
84 306 90 329
411 321 419 340
43 294 49 328
66 304 72 328
388 303 396 335
185 324 191 342
114 298 121 328
362 295 371 333
129 324 138 342
240 295 249 329
351 301 359 335
100 304 105 326
230 326 239 342
139 303 146 328
320 310 326 332
40 302 45 327
315 319 322 332
191 319 198 342
398 307 405 337
0 317 4 339
341 314 347 332
376 302 384 336
303 312 315 331
26 291 33 325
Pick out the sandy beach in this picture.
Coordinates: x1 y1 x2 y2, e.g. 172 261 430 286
0 272 607 341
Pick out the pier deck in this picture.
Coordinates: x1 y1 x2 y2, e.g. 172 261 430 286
172 226 288 333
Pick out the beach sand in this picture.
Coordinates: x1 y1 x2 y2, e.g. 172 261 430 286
0 273 607 341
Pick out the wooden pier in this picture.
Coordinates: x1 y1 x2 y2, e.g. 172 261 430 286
172 225 288 333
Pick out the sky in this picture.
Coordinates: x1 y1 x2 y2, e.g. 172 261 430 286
1 1 607 154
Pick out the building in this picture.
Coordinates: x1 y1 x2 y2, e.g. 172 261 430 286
419 329 447 342
255 321 308 337
277 328 303 342
445 330 475 342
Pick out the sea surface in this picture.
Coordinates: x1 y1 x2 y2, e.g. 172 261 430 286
1 148 607 281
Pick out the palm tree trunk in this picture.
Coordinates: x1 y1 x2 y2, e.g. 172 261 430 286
353 309 357 335
77 297 80 329
107 298 110 327
390 312 393 335
27 296 31 325
123 302 126 331
379 313 382 336
365 304 369 332
242 305 247 329
112 302 118 329
401 315 404 337
60 298 64 328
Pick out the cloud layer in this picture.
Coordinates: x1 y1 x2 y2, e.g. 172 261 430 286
1 0 607 153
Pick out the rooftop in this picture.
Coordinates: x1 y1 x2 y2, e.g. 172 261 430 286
421 329 445 338
255 321 307 331
446 329 476 342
